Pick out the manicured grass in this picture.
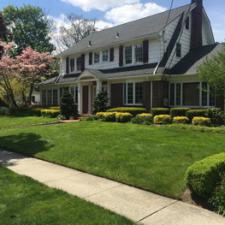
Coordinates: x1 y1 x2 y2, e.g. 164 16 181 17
0 116 58 129
0 121 225 198
0 166 134 225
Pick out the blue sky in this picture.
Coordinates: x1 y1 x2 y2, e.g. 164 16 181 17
0 0 224 42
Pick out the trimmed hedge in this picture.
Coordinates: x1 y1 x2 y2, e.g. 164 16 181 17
0 106 10 115
186 109 208 120
153 114 172 125
186 153 225 199
170 108 190 117
96 112 116 122
115 112 133 122
41 109 60 118
192 117 211 126
131 113 153 125
207 108 225 126
173 116 189 124
151 108 170 117
107 107 146 116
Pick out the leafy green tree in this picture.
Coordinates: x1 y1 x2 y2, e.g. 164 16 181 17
3 5 55 55
198 44 225 96
93 91 108 113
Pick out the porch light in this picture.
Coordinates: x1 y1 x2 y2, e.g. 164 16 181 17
88 41 92 47
116 32 120 38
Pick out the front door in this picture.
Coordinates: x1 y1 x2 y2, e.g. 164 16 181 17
82 86 89 114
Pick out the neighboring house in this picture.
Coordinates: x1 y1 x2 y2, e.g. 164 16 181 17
40 0 224 114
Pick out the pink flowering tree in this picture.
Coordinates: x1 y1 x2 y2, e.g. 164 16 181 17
17 47 54 104
0 41 19 109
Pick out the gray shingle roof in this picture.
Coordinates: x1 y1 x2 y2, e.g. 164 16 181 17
59 4 194 57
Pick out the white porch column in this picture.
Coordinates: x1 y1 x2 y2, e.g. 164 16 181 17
78 83 82 114
96 80 102 94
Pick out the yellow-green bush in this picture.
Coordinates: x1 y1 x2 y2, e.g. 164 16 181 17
132 113 153 125
151 108 170 117
107 107 146 116
153 114 172 125
115 112 133 122
173 116 189 124
96 112 116 122
41 109 60 118
192 117 211 126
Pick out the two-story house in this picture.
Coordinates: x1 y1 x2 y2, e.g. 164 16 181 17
40 0 224 114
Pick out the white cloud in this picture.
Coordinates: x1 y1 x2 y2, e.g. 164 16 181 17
95 20 113 30
105 2 166 25
61 0 139 12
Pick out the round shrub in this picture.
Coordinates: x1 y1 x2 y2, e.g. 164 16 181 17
186 153 225 200
115 112 133 122
186 109 208 120
173 116 189 124
0 106 10 115
170 108 190 117
96 112 116 122
153 114 172 125
192 117 211 126
207 108 225 126
151 108 170 117
107 107 146 116
132 113 153 125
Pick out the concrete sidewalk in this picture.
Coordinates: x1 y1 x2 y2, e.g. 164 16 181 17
0 150 224 225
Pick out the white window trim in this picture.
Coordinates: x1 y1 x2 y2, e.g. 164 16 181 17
124 81 143 106
102 49 109 63
94 52 100 64
124 46 133 65
134 44 143 63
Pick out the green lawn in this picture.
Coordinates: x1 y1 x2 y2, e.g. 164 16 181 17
0 116 58 129
0 121 224 198
0 166 134 225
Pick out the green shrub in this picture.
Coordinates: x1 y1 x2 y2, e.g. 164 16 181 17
96 112 116 122
207 108 225 126
60 93 78 119
93 91 108 113
173 116 189 124
115 112 133 122
170 108 190 117
131 113 153 125
186 153 225 199
0 106 10 115
186 109 208 120
192 117 211 126
107 107 146 116
209 177 225 216
41 109 60 118
153 114 172 125
151 108 170 117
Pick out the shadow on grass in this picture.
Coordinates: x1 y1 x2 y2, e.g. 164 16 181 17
0 133 53 166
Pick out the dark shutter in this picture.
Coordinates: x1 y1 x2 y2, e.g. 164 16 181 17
110 48 114 62
119 46 123 67
89 52 93 65
81 54 85 71
143 40 149 64
66 57 69 74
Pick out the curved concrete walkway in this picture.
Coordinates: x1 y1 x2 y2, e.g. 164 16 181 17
0 150 224 225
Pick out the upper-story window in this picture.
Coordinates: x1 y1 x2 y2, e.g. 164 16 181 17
125 46 132 64
135 44 143 63
176 43 182 57
185 17 190 30
70 58 75 72
94 52 100 64
76 57 82 71
102 50 109 62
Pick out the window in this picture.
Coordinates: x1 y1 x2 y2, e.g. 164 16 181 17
110 48 114 62
47 89 52 106
176 43 181 57
176 83 181 106
124 82 143 105
170 83 175 106
94 52 100 64
135 44 143 63
170 83 182 106
53 89 58 105
76 57 82 71
70 58 75 72
125 46 132 64
185 17 190 30
102 50 109 62
42 90 46 106
201 82 208 106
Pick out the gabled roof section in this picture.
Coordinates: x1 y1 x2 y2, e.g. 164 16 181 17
59 4 194 57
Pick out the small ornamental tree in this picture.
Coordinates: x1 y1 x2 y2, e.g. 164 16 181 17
17 47 54 104
0 41 18 109
60 92 77 119
93 91 108 114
